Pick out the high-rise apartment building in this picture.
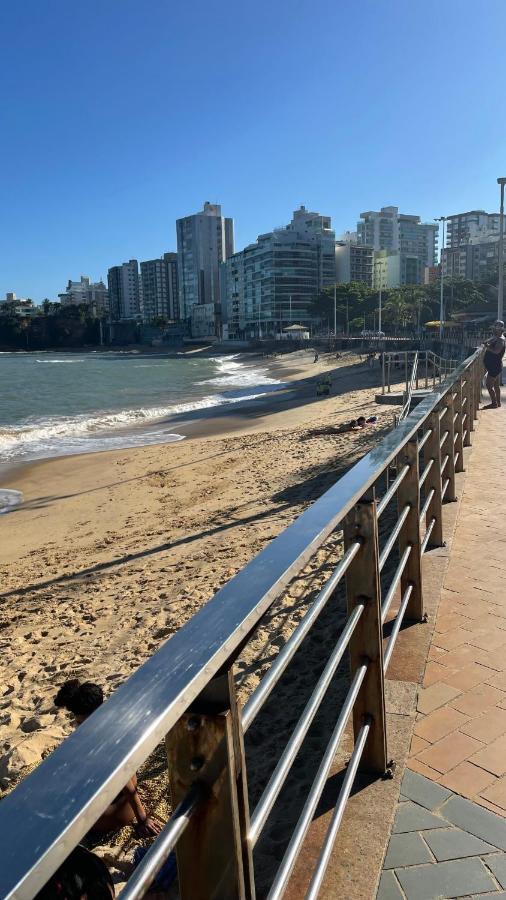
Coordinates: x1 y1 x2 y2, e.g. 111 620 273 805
176 202 234 336
445 210 500 248
221 206 336 339
140 252 180 323
442 236 504 281
164 252 180 321
357 206 438 285
335 241 374 286
107 260 140 320
58 276 109 315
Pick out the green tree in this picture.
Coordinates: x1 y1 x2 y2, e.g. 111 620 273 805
152 315 168 331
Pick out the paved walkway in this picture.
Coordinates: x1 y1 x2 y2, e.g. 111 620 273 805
379 396 506 899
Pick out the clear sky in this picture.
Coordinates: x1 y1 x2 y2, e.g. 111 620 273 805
1 0 505 301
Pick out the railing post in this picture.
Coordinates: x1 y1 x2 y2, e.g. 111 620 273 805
474 358 482 416
166 669 255 900
442 392 457 502
396 439 423 621
344 492 387 774
462 374 473 441
424 408 444 547
454 377 465 473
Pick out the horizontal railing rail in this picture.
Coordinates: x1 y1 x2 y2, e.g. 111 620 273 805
0 348 483 900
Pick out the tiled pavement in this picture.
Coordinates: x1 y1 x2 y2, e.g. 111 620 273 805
410 400 506 818
378 770 506 899
379 398 506 898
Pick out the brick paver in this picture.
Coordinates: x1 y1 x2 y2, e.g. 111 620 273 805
379 397 506 897
407 399 506 817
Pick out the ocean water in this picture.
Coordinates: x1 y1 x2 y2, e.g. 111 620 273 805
0 351 284 476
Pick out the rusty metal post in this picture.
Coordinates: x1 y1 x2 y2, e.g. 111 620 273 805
424 408 444 547
344 493 387 774
442 392 456 502
396 439 423 621
166 670 255 900
454 377 465 473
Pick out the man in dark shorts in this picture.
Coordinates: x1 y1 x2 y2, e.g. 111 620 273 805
483 320 505 408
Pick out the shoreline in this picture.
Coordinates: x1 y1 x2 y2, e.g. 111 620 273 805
0 351 367 492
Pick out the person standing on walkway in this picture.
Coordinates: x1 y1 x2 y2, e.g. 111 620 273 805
483 320 505 408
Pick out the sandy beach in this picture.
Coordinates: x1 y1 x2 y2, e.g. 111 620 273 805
0 349 400 889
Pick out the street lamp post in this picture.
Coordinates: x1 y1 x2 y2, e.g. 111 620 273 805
498 178 506 322
435 216 446 340
333 283 337 336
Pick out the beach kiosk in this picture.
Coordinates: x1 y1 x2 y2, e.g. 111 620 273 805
276 324 310 341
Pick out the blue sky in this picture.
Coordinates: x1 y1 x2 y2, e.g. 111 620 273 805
1 0 505 301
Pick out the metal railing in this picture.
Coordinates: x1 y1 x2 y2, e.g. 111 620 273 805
381 349 461 397
0 349 484 900
397 351 419 423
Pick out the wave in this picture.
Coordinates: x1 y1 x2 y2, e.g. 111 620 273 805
0 489 23 514
36 359 85 364
199 356 283 388
0 353 284 463
0 388 281 461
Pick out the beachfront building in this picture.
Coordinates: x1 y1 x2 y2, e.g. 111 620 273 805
358 206 438 286
140 252 180 323
335 241 374 287
373 249 425 289
107 260 141 320
221 206 336 339
442 234 505 281
176 202 234 337
445 210 500 247
58 276 109 316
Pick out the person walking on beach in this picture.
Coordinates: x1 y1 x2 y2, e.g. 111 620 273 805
54 680 161 837
483 321 505 408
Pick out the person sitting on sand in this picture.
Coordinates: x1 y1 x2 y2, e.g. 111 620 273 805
356 415 378 428
54 680 161 838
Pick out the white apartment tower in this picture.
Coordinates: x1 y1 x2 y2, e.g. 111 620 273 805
58 276 109 315
357 206 438 285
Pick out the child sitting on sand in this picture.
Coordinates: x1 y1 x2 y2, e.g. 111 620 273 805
54 679 161 838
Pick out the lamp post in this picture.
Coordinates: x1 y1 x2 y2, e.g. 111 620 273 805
498 178 506 322
378 287 382 333
435 217 446 340
333 283 337 336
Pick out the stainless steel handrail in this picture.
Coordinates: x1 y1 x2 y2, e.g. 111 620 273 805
383 585 414 672
377 464 410 517
0 348 481 900
420 488 435 524
421 518 436 553
379 505 410 571
118 785 202 900
305 717 372 899
266 665 368 900
398 351 419 422
242 539 361 732
418 428 432 451
381 545 412 624
248 602 365 846
419 457 434 488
